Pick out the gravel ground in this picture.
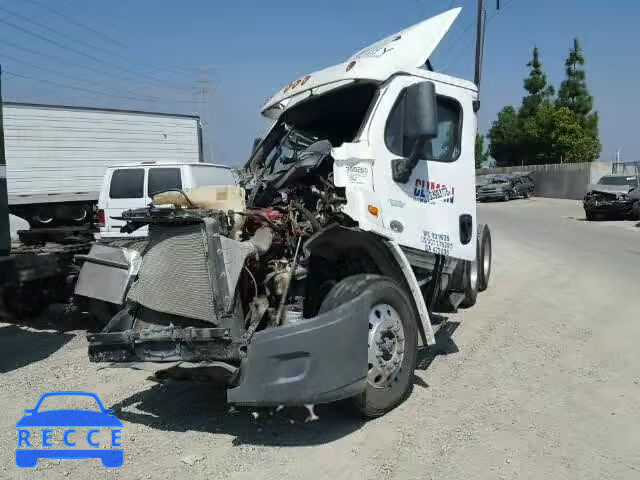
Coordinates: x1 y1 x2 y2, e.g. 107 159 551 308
1 197 639 479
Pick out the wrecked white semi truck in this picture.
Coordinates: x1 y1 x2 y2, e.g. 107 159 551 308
86 8 493 417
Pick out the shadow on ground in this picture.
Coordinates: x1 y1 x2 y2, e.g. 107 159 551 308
110 380 365 447
416 320 460 372
111 321 461 446
0 324 74 373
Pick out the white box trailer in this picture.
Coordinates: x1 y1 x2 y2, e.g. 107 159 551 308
3 102 202 227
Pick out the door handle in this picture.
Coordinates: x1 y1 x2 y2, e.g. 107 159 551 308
459 214 473 245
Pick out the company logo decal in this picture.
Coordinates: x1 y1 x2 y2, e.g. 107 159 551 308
413 179 455 204
16 391 123 468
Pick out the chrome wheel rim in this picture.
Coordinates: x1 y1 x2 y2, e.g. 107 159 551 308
482 238 491 279
469 258 478 291
367 303 405 388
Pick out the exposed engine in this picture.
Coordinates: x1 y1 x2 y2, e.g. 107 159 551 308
109 135 352 363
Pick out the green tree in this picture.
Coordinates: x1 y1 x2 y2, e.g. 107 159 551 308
475 133 489 169
556 38 600 142
550 106 600 163
521 47 555 118
487 106 522 167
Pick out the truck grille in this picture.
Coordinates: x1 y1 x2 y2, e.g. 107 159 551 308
127 223 217 323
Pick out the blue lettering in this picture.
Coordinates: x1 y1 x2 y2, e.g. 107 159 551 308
17 429 31 447
111 429 121 447
63 429 76 447
42 429 53 447
87 429 100 448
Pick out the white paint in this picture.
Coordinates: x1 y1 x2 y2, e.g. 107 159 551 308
385 241 435 346
3 104 201 205
262 8 470 118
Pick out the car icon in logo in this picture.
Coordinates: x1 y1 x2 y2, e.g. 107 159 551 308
16 391 123 468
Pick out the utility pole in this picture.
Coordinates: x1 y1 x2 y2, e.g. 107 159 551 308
0 65 11 256
196 68 213 163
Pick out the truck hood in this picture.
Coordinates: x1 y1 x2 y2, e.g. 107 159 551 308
587 184 634 194
262 8 462 119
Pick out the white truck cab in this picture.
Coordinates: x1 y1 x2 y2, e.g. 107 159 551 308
259 8 477 261
97 162 236 239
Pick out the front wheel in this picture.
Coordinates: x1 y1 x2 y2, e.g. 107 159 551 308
502 191 510 202
319 274 418 418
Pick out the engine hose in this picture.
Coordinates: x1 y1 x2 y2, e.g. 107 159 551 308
291 201 322 232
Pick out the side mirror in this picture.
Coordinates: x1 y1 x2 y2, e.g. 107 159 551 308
392 81 438 183
403 81 438 144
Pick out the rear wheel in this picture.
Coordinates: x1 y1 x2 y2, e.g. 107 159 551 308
319 274 418 418
477 224 492 292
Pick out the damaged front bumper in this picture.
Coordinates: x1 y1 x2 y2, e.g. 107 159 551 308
583 198 633 217
88 292 370 406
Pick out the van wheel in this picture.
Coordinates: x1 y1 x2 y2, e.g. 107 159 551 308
477 224 492 292
319 274 418 418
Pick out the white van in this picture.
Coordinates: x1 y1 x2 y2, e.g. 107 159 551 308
97 162 236 239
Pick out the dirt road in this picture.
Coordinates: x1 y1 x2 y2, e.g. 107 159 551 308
1 198 639 479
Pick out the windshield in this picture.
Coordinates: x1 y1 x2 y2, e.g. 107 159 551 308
597 176 638 187
491 178 510 184
262 127 319 175
248 83 378 173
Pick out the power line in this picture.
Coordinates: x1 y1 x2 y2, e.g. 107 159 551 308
0 5 124 60
0 50 194 103
3 70 199 105
0 36 192 95
20 0 127 49
17 0 197 80
443 0 518 73
0 16 193 91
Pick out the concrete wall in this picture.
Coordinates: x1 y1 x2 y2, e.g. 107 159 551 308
477 162 614 200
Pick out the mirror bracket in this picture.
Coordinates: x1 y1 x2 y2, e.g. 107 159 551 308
392 137 426 184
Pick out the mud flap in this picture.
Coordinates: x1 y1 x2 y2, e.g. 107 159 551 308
227 291 371 406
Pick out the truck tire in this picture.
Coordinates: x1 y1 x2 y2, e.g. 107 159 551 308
319 274 418 418
477 224 492 292
459 254 479 308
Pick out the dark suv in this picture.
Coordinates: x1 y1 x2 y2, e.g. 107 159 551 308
584 175 640 220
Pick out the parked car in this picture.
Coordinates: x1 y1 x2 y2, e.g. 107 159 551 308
513 174 535 196
476 174 527 202
583 174 640 220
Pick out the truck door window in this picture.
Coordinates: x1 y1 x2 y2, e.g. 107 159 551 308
109 169 144 199
385 92 462 162
148 168 182 195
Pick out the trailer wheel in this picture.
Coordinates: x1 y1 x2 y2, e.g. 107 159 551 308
477 224 492 292
319 274 418 418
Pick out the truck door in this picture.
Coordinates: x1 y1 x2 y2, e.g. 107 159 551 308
368 76 477 261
